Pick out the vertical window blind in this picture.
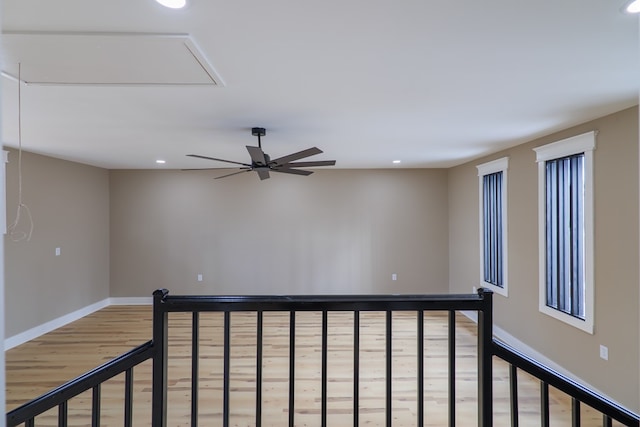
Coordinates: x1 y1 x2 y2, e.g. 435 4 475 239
545 153 585 319
482 171 503 287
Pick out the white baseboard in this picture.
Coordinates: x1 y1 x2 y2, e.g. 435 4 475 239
4 297 154 350
109 297 153 305
460 310 626 411
4 298 110 350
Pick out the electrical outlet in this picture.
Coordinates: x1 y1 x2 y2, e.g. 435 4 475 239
55 247 61 256
197 274 203 282
472 286 477 294
599 345 608 360
391 273 397 281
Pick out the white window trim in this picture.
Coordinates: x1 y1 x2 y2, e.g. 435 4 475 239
476 157 509 297
533 131 595 334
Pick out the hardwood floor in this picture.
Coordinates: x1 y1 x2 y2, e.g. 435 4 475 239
6 306 624 426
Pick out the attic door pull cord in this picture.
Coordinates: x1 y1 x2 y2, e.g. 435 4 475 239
7 63 34 242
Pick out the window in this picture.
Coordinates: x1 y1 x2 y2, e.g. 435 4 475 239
534 132 595 333
477 157 508 297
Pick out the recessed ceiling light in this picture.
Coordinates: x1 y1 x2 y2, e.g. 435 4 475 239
155 0 186 9
625 0 640 12
156 159 166 164
392 160 401 164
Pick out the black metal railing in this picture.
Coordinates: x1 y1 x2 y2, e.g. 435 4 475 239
151 288 494 427
6 340 154 427
6 288 640 427
492 340 640 427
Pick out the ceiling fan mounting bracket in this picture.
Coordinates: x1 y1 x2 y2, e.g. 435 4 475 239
251 127 266 137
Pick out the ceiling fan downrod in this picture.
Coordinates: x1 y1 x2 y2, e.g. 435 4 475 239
251 127 266 149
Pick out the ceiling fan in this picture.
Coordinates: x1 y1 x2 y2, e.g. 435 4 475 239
184 127 336 180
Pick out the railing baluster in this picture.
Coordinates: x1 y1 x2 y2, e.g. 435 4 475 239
572 397 580 427
541 381 550 427
417 310 424 427
322 310 328 427
256 311 263 427
353 310 360 427
58 401 68 427
603 414 613 427
191 312 199 427
92 384 101 427
223 311 230 427
448 310 456 427
386 310 392 427
25 419 34 427
289 311 296 427
124 368 133 427
509 364 519 427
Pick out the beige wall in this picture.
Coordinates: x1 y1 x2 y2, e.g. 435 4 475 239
109 168 449 297
4 149 110 337
448 106 639 410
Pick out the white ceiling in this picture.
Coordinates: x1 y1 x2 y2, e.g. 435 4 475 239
1 0 638 170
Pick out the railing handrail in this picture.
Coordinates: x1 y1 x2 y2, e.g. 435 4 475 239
6 340 154 426
492 339 640 426
154 289 491 312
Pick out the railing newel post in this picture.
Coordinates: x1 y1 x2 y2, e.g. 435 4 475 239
477 288 493 427
152 289 169 427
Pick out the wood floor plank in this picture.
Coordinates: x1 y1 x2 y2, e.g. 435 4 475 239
6 306 625 426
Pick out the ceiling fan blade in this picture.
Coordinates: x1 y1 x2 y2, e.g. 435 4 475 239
279 160 336 168
246 146 267 165
182 167 250 171
272 168 314 176
255 167 270 180
187 154 251 167
214 170 252 180
270 147 323 165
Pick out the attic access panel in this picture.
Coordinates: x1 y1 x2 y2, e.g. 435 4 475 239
1 31 224 86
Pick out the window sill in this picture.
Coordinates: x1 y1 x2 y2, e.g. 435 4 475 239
539 304 593 334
